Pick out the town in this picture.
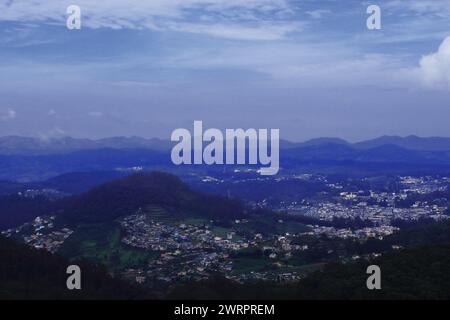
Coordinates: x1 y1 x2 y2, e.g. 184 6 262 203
2 174 449 287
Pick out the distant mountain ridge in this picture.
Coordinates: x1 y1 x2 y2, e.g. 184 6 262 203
353 135 450 151
0 135 172 155
2 135 450 155
1 135 450 181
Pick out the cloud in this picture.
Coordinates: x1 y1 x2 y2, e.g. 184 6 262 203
0 108 16 121
386 0 450 17
419 37 450 89
0 0 299 40
169 21 301 40
38 126 66 140
89 111 103 117
164 41 413 88
305 10 331 19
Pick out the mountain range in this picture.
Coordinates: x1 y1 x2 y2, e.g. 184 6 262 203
0 136 172 155
2 135 450 155
1 135 450 181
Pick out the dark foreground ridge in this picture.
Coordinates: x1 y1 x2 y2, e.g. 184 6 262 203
0 235 152 299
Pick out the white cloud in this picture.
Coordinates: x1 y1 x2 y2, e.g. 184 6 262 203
0 0 299 40
89 111 103 117
419 37 450 89
38 126 66 140
164 41 415 88
305 10 331 19
169 21 301 40
0 108 16 121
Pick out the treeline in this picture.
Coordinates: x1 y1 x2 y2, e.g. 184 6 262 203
282 213 375 230
395 189 450 208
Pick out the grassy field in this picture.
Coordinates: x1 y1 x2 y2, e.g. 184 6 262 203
231 257 273 274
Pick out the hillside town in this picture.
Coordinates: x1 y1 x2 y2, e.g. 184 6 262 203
280 175 449 226
1 215 73 253
2 174 449 286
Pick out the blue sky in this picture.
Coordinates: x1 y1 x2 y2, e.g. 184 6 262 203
0 0 450 141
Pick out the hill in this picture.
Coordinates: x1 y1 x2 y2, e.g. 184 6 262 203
58 172 247 224
354 135 450 151
0 235 151 299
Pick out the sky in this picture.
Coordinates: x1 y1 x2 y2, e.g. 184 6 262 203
0 0 449 142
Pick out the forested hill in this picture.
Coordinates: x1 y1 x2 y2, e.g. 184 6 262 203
0 235 151 299
57 171 247 223
167 245 450 300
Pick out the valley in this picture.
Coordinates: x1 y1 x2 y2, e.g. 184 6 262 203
1 136 450 299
